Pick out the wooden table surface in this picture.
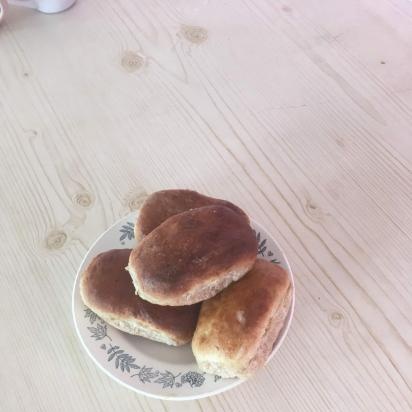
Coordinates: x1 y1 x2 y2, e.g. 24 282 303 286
1 0 411 411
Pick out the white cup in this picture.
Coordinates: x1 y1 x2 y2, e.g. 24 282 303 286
7 0 75 14
0 0 8 23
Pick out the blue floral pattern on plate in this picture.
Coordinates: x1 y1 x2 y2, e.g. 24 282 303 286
73 212 294 400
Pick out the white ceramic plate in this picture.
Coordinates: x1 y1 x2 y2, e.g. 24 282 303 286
72 212 295 400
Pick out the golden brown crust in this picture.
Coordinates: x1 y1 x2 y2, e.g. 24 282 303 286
80 249 200 345
134 189 249 240
192 259 291 377
246 286 292 375
128 205 257 306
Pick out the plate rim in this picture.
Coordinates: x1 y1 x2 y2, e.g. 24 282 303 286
72 212 295 401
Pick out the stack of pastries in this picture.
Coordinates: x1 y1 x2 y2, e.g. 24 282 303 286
80 190 292 378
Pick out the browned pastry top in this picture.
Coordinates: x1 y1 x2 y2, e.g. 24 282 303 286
129 205 257 304
81 249 200 341
135 189 249 240
193 259 291 367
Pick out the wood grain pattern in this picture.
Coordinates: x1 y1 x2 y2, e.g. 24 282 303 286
1 0 411 411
